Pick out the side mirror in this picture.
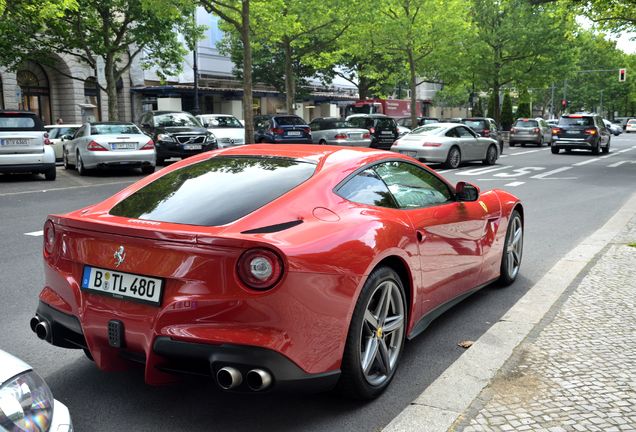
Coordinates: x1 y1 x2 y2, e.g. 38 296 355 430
476 133 482 137
61 134 73 141
141 123 151 130
455 181 480 202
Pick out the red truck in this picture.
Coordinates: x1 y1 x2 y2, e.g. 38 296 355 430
345 98 423 118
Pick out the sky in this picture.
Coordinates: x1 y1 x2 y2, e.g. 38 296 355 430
614 32 636 54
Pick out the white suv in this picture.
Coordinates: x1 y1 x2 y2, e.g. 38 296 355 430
0 111 56 180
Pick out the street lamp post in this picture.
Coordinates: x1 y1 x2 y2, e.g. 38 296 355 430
192 9 200 115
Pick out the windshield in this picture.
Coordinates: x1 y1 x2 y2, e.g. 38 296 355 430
109 156 317 226
411 125 444 135
275 116 307 126
200 116 243 128
154 113 201 128
325 120 357 129
461 120 486 130
90 124 142 135
515 120 538 128
559 117 593 126
0 114 40 130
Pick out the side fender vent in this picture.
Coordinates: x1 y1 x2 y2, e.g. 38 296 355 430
241 220 303 234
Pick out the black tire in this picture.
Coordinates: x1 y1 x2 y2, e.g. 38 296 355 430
156 156 165 166
482 144 497 165
602 141 610 154
337 266 406 400
551 146 560 154
76 152 88 176
62 150 74 170
499 210 523 286
499 140 504 154
521 142 526 147
509 142 516 147
141 165 156 175
44 166 56 181
319 139 327 145
538 138 544 147
591 141 600 155
444 146 461 169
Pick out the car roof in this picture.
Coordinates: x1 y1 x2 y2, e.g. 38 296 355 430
150 111 192 115
45 124 82 128
347 114 390 118
198 114 234 117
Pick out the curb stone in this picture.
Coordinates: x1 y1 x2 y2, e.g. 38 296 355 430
382 193 636 432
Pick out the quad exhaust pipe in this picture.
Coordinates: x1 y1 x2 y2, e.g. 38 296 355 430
246 369 272 391
30 316 50 341
216 367 243 390
215 366 273 391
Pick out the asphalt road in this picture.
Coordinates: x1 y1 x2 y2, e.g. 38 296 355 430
1 135 634 432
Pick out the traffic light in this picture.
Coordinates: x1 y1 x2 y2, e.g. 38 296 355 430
619 68 626 82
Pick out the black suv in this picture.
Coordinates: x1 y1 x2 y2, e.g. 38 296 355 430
253 115 312 144
138 111 216 165
346 114 399 150
460 117 503 153
551 114 611 155
396 117 439 129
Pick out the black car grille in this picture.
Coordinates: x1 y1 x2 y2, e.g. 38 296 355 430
175 135 206 144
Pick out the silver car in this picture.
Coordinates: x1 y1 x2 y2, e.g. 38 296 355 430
391 123 499 168
308 118 372 146
63 122 156 175
0 349 72 431
45 124 81 161
509 117 552 147
196 114 246 148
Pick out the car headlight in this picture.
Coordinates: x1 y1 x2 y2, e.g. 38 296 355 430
205 133 216 143
157 134 175 142
0 371 54 431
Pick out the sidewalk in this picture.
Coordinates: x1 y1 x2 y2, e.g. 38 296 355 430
384 194 636 432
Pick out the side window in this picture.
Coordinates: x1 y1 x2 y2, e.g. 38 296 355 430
374 161 453 208
337 169 398 208
310 121 321 131
73 126 85 139
457 126 475 138
445 128 459 138
48 129 58 139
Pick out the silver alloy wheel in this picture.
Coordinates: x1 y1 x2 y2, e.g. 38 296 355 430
448 148 460 168
359 280 405 386
63 151 69 169
77 152 84 175
506 215 523 279
487 146 497 163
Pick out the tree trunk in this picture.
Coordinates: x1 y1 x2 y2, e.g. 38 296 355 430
408 49 418 128
241 0 254 144
283 37 295 115
105 56 118 121
358 75 370 100
492 48 501 124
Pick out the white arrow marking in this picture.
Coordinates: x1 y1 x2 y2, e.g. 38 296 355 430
608 160 636 168
25 230 44 237
457 165 512 176
504 181 525 187
493 167 545 178
531 166 573 179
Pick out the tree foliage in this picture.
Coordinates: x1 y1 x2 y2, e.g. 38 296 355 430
501 91 513 129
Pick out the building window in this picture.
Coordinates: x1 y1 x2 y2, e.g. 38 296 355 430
209 15 224 48
17 65 51 124
83 77 101 121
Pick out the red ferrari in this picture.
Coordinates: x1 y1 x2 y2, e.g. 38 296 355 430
31 144 523 399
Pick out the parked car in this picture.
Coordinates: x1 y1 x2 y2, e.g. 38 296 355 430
63 122 156 175
509 118 552 147
603 119 622 136
33 144 522 400
45 124 81 161
613 116 635 130
254 114 312 144
397 124 411 138
459 117 504 153
309 117 372 146
546 119 559 128
346 114 399 150
551 114 611 155
0 110 56 180
138 111 216 164
391 123 500 168
626 119 636 133
196 114 245 148
0 349 72 431
396 117 439 129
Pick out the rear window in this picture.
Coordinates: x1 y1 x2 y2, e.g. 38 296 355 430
0 113 42 130
109 156 316 226
90 124 141 135
462 120 486 130
628 119 636 124
275 116 306 126
559 117 593 127
325 120 355 129
514 120 538 128
375 118 395 129
411 125 444 135
347 117 373 128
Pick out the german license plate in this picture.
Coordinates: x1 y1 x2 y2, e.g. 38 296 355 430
566 130 579 134
0 138 30 146
287 131 301 136
381 131 393 135
401 151 417 157
81 266 163 305
110 142 137 150
183 144 202 150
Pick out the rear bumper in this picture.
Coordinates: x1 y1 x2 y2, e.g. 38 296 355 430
392 147 447 163
552 138 596 149
0 146 55 172
509 134 541 144
33 300 340 393
155 141 216 159
327 138 372 147
81 150 156 169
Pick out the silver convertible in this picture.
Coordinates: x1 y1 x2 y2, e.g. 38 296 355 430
63 122 156 175
390 122 499 168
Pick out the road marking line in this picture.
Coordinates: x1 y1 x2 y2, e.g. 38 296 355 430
608 160 636 168
24 230 43 237
573 146 635 166
573 158 599 166
435 169 457 174
457 165 512 176
506 149 542 156
531 166 573 179
477 178 518 181
0 180 135 197
504 181 525 187
499 155 509 158
493 167 545 178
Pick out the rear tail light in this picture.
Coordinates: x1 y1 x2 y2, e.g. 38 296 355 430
510 128 516 134
584 128 597 135
552 127 561 134
362 132 371 139
368 127 375 134
271 128 284 135
43 220 56 256
237 248 284 290
334 133 347 140
482 129 490 136
303 127 311 134
44 132 51 145
533 127 540 133
422 142 442 147
87 140 107 151
140 139 155 150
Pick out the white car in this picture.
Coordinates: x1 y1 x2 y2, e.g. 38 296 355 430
391 122 499 168
63 122 156 175
626 119 636 133
0 349 72 431
0 110 56 180
45 124 81 161
196 114 246 147
603 119 622 136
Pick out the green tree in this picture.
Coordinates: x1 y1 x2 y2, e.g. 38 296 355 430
472 97 484 117
501 91 513 129
0 0 200 120
516 88 531 117
488 92 496 118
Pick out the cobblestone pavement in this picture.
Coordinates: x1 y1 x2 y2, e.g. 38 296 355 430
455 217 636 432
